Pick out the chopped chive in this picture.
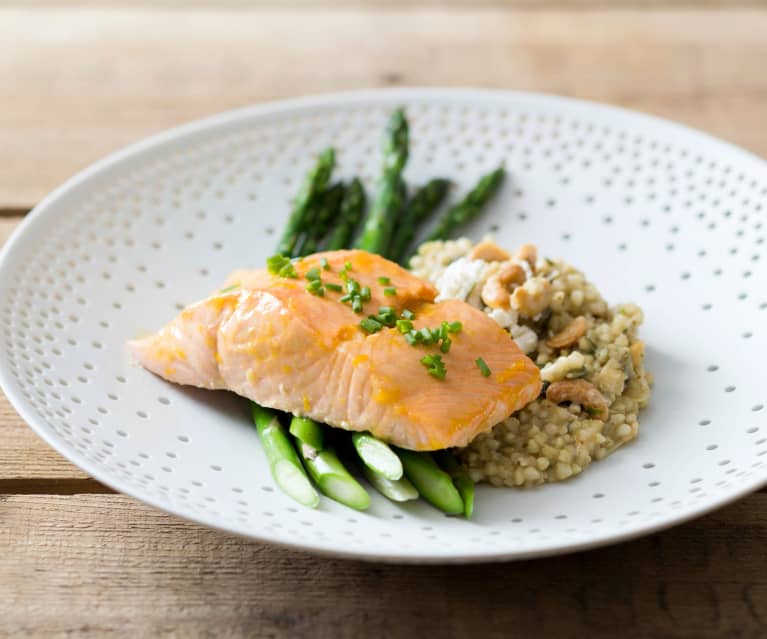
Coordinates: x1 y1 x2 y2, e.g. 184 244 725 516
447 321 462 334
405 332 418 345
440 337 452 354
305 267 321 281
325 282 343 293
344 261 353 271
401 309 415 320
396 319 413 333
306 279 324 296
383 287 397 296
376 308 396 327
475 357 492 377
320 257 330 271
408 329 422 344
339 293 352 303
377 276 391 285
347 279 360 295
278 263 298 278
360 317 383 333
352 297 363 314
419 328 434 345
266 254 290 273
306 285 325 297
421 354 446 380
430 328 442 342
360 286 372 302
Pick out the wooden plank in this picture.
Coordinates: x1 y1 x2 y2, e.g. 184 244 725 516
0 493 766 637
0 393 91 482
1 8 766 208
5 0 767 8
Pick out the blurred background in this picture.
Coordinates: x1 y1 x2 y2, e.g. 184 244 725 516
2 0 765 214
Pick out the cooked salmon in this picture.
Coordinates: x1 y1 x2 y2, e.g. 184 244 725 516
128 250 541 450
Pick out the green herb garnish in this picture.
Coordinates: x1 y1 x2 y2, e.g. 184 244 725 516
475 357 491 377
396 319 413 333
320 257 330 271
377 276 391 285
384 287 397 296
447 321 462 333
306 280 324 297
360 317 383 334
267 254 298 278
421 354 447 380
325 282 343 293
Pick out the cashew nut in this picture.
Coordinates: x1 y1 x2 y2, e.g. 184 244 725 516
510 277 553 318
515 244 538 273
546 316 588 350
546 379 609 421
469 240 511 262
480 261 526 309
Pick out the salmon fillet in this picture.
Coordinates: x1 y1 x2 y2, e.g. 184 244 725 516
128 250 541 450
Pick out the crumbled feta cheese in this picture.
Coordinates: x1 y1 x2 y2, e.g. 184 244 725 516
513 258 533 280
486 307 518 329
510 324 538 354
540 351 586 382
434 257 485 303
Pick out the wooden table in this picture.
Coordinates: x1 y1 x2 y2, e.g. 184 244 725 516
2 2 767 636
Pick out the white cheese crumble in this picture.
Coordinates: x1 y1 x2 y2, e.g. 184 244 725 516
510 324 539 355
485 307 518 329
434 257 486 303
540 351 586 383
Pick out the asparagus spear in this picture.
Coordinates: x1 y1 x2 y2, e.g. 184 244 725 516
276 148 335 257
435 450 475 519
297 182 346 256
388 178 450 264
361 464 419 502
423 166 505 245
355 108 409 255
352 432 403 480
251 403 320 508
396 448 464 516
326 178 366 250
289 415 324 451
296 441 371 511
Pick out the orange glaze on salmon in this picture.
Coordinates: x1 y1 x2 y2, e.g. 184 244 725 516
128 250 541 450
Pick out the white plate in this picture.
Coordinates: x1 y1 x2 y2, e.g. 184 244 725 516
1 89 765 563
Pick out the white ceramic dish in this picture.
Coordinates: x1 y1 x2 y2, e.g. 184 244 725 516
1 89 765 563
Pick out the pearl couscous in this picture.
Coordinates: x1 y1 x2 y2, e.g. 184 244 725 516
411 238 651 488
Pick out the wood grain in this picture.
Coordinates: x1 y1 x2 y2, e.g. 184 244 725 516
6 0 767 7
0 493 766 638
1 8 766 208
0 393 90 482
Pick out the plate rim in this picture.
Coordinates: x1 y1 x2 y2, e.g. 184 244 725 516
1 87 766 563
